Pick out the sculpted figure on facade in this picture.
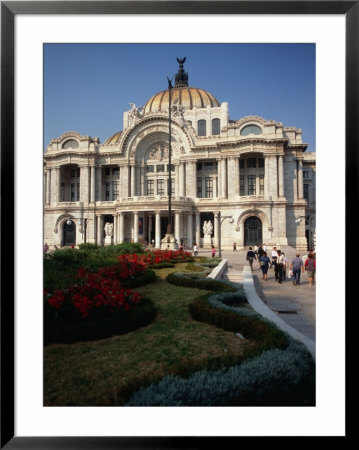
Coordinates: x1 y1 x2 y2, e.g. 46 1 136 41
171 103 186 128
104 222 113 237
128 103 144 125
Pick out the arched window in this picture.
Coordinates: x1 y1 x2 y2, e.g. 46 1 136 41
212 118 220 135
240 124 262 136
62 139 79 149
198 120 206 136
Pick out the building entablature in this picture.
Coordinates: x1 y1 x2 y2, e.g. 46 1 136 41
45 131 99 154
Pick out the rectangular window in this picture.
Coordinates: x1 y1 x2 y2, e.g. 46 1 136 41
105 168 110 176
304 184 309 200
197 177 202 198
240 175 245 195
112 181 118 200
198 120 206 136
258 158 265 168
157 165 165 173
205 177 213 198
204 162 214 171
248 175 256 195
167 164 174 172
147 179 154 196
76 183 80 201
157 179 164 195
167 178 174 196
61 183 65 201
146 165 154 173
70 169 75 178
239 159 245 169
112 168 119 177
71 183 75 201
259 174 264 195
197 162 202 171
105 182 110 200
247 158 256 168
303 170 310 179
212 118 220 135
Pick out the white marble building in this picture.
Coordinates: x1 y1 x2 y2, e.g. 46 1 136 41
43 60 316 251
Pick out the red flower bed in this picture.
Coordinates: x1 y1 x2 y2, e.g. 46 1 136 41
118 249 192 267
47 266 143 319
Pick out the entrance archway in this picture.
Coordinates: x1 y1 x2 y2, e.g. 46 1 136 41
244 216 262 246
63 221 76 246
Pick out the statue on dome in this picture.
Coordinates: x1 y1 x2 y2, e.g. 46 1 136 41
128 103 143 124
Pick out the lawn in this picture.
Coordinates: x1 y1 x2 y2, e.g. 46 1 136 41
44 263 255 406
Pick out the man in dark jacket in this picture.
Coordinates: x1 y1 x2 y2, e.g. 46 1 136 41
246 247 257 271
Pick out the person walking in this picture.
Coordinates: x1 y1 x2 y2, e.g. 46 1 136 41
259 251 271 281
233 242 237 251
254 243 259 258
193 243 198 256
246 246 256 271
271 246 278 265
304 252 316 287
257 244 265 259
275 249 285 283
290 252 304 285
282 252 288 280
211 245 216 258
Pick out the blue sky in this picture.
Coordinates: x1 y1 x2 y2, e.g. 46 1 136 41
44 43 315 151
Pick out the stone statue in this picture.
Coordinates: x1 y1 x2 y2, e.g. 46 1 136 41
104 222 113 237
128 103 143 123
206 220 213 236
203 220 213 236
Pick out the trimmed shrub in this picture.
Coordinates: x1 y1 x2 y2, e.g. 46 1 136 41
125 338 315 406
44 296 158 346
166 272 236 292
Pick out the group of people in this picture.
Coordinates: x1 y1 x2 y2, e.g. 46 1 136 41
247 244 316 286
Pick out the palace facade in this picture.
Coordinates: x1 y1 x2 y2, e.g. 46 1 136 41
43 60 316 250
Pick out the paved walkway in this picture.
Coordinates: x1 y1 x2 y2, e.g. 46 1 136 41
195 245 316 344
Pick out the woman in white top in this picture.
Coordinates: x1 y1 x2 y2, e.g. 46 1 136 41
193 243 198 256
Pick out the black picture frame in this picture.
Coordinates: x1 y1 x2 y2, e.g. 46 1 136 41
1 1 353 447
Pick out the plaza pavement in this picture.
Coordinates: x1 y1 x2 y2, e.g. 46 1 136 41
192 245 316 356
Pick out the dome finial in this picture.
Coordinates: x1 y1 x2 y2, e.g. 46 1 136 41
175 57 188 87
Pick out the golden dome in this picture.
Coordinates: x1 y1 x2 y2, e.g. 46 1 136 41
103 130 122 145
143 86 220 114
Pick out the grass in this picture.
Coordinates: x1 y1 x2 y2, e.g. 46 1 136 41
44 263 255 406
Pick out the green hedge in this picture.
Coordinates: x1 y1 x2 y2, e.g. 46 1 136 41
44 297 158 346
125 338 315 406
166 272 237 292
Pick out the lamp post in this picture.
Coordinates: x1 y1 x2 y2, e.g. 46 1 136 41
167 76 173 235
217 212 234 259
66 217 90 245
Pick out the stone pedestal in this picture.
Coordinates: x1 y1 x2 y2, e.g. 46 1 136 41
203 235 212 248
161 234 178 250
104 236 113 246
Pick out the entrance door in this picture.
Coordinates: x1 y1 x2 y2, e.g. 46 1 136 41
244 216 262 246
63 221 76 246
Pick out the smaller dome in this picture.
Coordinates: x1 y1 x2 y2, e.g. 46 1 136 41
103 131 122 145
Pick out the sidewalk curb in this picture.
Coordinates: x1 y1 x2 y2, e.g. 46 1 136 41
242 266 316 361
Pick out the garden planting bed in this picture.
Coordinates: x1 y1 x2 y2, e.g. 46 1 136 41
44 245 315 406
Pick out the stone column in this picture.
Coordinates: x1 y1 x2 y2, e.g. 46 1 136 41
120 165 129 198
140 167 145 196
133 211 139 243
90 166 96 203
113 214 117 244
80 166 90 203
214 212 219 247
155 211 161 248
214 176 218 199
264 155 270 200
119 212 124 243
187 213 193 248
131 164 136 197
175 164 179 197
179 162 185 197
46 169 51 205
221 158 227 199
227 157 239 198
56 167 61 203
147 214 152 245
195 212 201 247
297 158 304 199
278 155 284 198
97 215 103 245
175 211 181 243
